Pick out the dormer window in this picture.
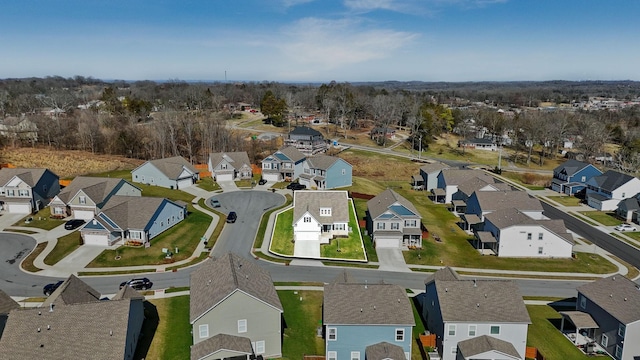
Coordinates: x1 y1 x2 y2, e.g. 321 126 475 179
320 207 332 216
303 216 311 223
79 196 86 204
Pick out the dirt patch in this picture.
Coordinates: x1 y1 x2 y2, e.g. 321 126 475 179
2 148 143 179
339 151 422 181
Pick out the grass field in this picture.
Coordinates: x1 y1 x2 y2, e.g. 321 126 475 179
579 211 621 226
280 290 325 359
527 305 592 360
547 195 583 207
196 177 221 191
44 232 82 266
21 242 46 272
270 209 295 256
139 296 191 360
255 194 292 249
14 207 64 230
499 171 552 190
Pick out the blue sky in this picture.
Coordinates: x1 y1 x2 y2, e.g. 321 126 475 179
1 0 639 82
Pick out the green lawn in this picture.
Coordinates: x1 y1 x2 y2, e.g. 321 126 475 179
353 198 378 263
621 231 640 242
14 207 64 230
196 177 221 191
21 242 46 272
280 290 325 359
411 297 428 360
255 194 292 249
87 169 196 203
579 211 621 226
140 296 191 360
527 305 592 360
547 196 583 207
270 209 295 256
87 206 211 267
44 232 82 265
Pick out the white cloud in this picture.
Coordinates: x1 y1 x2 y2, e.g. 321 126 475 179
344 0 401 11
282 0 316 7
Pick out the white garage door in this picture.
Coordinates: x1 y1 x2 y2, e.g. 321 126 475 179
299 178 311 188
177 178 193 189
375 237 399 248
263 173 279 182
215 173 233 182
83 233 109 246
74 210 95 220
8 203 31 214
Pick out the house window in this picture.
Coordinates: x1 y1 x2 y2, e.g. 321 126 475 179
304 216 312 223
320 207 332 216
350 351 360 360
601 334 608 347
342 169 346 175
221 163 228 169
451 347 457 354
580 295 586 309
334 224 345 231
538 247 543 255
448 324 456 336
395 328 405 341
19 189 29 197
198 324 209 338
327 327 337 341
615 345 623 359
581 176 586 182
538 233 543 240
262 163 271 170
238 319 247 333
43 184 47 193
618 324 625 338
527 233 532 240
53 207 64 215
468 325 476 337
129 231 142 240
327 351 337 360
377 222 385 230
6 189 14 196
255 341 265 354
490 325 500 335
79 196 86 204
391 222 400 230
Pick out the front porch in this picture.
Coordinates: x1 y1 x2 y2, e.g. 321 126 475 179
474 231 497 255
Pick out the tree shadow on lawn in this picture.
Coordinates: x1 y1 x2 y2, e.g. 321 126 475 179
133 301 159 360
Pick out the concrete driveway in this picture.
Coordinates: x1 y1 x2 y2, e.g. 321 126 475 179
217 180 238 192
293 240 320 258
376 248 411 272
0 213 27 230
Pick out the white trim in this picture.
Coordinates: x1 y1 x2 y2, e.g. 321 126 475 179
238 319 247 333
395 328 405 341
190 288 283 324
198 324 209 338
327 327 337 341
350 351 360 360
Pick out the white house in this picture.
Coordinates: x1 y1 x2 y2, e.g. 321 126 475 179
586 170 640 211
292 190 349 244
207 151 252 182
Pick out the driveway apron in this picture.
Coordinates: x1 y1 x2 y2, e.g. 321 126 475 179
377 248 411 272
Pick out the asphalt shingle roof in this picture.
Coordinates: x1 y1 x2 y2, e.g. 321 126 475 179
56 176 133 204
367 189 420 220
190 333 253 360
472 190 543 213
190 253 282 323
577 275 640 324
293 190 349 224
0 290 19 314
441 169 495 187
591 170 637 192
147 156 198 180
289 126 322 137
98 195 174 230
420 162 449 175
553 159 593 177
208 152 251 171
365 342 406 360
305 155 345 171
42 275 101 307
0 168 50 187
484 208 574 244
278 146 306 162
457 335 521 359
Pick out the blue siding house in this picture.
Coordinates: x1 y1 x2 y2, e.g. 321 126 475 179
323 271 415 360
131 156 199 190
551 159 602 195
299 155 352 190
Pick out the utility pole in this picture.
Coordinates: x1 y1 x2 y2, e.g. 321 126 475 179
419 134 422 160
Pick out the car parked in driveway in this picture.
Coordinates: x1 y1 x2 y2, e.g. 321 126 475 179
64 219 85 230
286 182 306 190
226 211 237 223
615 223 637 232
119 278 153 290
43 280 64 296
258 178 267 185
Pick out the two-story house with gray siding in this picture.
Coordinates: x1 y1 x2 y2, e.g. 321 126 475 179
422 268 530 360
80 196 186 246
574 275 640 360
366 189 422 249
207 151 252 182
50 177 141 220
131 156 199 190
324 271 415 360
586 170 640 211
284 126 327 156
420 162 449 192
190 253 283 360
0 168 60 214
299 155 352 190
462 190 544 232
261 146 306 182
435 169 504 205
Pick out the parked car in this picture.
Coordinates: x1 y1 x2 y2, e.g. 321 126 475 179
43 280 64 296
258 178 267 185
615 223 637 232
226 211 237 223
211 199 221 208
286 182 306 190
119 278 153 290
64 219 85 230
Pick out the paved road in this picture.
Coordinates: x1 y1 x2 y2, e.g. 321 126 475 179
541 202 640 269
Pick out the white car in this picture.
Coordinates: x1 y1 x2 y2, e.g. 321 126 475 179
615 223 637 232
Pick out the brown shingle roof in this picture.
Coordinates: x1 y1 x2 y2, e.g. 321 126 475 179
208 152 251 171
111 286 144 301
473 191 543 212
367 189 421 220
42 275 101 307
424 267 461 285
293 190 349 224
323 280 415 326
56 176 132 204
190 333 253 360
99 195 171 230
0 168 50 187
306 155 346 170
484 208 574 244
0 299 136 360
577 275 640 324
278 146 306 162
420 162 449 174
190 254 282 323
457 335 521 359
365 342 406 360
0 290 19 314
147 156 198 180
441 169 495 187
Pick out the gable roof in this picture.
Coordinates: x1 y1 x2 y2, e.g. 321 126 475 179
429 268 530 323
293 190 349 224
141 156 198 180
554 159 594 177
0 290 19 314
420 162 449 175
457 177 501 196
471 190 543 212
42 275 101 307
577 275 640 324
209 151 251 170
591 170 637 192
365 342 406 360
367 189 421 220
190 253 282 323
56 176 132 204
0 299 136 360
457 335 521 359
440 169 495 187
424 267 461 285
0 168 52 187
618 197 640 211
289 126 322 137
190 333 253 360
323 273 415 326
305 155 346 170
111 285 144 301
277 146 306 163
484 208 574 244
97 195 178 230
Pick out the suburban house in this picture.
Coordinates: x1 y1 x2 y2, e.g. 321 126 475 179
131 156 200 190
207 151 253 182
80 195 187 246
190 253 283 359
0 290 19 338
42 275 102 307
0 168 60 214
366 189 423 249
458 138 498 151
370 127 397 140
261 146 306 182
551 159 602 195
0 116 38 144
462 190 544 232
616 194 640 224
0 276 144 360
49 177 141 220
420 162 449 192
284 126 327 156
422 267 530 360
435 169 505 205
323 271 415 360
292 190 350 245
299 155 352 190
586 170 640 211
476 207 574 257
569 275 640 359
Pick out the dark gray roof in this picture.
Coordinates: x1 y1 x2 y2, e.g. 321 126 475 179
42 275 101 307
111 286 144 301
367 189 421 220
190 253 282 323
144 156 198 180
209 152 251 171
461 138 495 145
485 208 573 244
98 195 177 230
0 299 137 360
0 290 19 314
0 168 51 187
306 155 348 171
441 169 495 187
191 333 253 360
472 191 543 213
365 342 406 360
577 275 640 324
553 159 593 177
56 176 133 204
289 126 322 137
278 146 306 162
293 190 349 224
592 170 637 192
424 267 461 285
618 197 640 211
457 335 521 359
323 280 415 326
420 162 449 175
